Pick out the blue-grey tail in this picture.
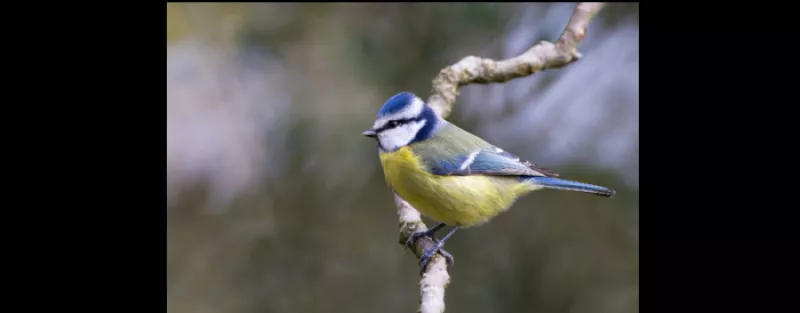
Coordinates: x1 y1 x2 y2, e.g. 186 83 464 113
524 176 616 197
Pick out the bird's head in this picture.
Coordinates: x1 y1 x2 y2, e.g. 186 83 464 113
362 92 442 152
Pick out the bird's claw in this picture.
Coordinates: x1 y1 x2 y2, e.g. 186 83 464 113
419 245 454 275
405 227 439 249
404 231 423 249
407 229 455 276
418 245 454 267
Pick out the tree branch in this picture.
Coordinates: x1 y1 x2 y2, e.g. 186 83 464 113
394 3 606 313
425 2 606 118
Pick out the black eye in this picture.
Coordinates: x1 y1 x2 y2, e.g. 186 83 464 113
388 120 400 128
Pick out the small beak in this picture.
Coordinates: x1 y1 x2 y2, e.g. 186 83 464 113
362 129 377 138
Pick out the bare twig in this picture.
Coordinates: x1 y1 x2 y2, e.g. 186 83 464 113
394 3 606 313
425 2 606 118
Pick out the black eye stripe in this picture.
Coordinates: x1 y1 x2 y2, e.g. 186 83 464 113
375 117 422 133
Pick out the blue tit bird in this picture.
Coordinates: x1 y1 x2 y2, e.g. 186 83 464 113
362 91 616 273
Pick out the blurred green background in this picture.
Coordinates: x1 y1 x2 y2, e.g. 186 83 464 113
167 3 638 313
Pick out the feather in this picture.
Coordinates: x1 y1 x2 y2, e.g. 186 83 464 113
412 122 558 178
525 177 616 197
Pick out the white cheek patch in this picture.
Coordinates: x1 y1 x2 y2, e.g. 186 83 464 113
378 120 426 151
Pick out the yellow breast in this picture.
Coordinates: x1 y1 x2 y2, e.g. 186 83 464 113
379 147 533 227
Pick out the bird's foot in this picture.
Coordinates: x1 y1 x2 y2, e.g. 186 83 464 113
406 225 455 275
418 241 454 275
404 223 444 249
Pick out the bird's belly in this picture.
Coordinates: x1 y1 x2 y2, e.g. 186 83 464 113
380 150 525 227
403 176 518 227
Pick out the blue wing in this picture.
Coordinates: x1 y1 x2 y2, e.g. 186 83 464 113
427 148 559 178
411 121 559 178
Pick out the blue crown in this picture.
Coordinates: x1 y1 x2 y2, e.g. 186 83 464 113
378 92 418 117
